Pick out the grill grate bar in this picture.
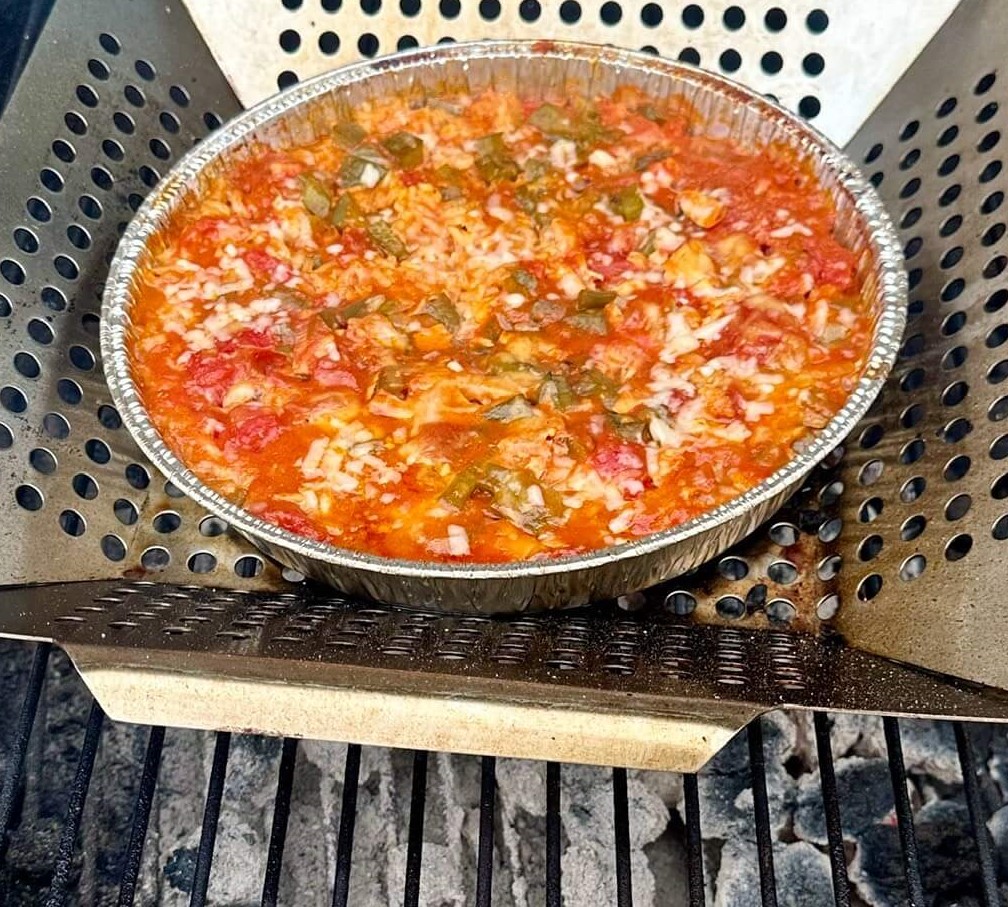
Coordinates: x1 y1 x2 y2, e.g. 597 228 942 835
331 743 362 907
882 718 925 907
546 762 562 907
403 750 428 907
813 713 852 907
116 725 165 907
475 755 496 907
748 721 779 907
262 737 298 907
953 723 1000 907
613 767 634 907
190 732 232 907
0 642 50 860
683 773 706 907
45 699 105 907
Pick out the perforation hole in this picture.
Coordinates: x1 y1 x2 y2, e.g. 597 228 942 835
943 417 973 443
900 150 920 171
816 554 841 582
59 509 86 536
717 556 748 581
944 454 971 482
0 423 11 449
126 463 150 489
945 533 973 561
993 474 1008 500
900 120 920 142
140 547 171 571
14 350 40 380
664 590 696 615
189 514 228 541
990 361 1008 384
900 403 924 428
188 552 218 574
42 412 69 440
68 344 95 371
235 555 265 578
940 246 964 269
71 472 98 501
938 154 960 177
981 161 1002 183
768 522 799 547
519 0 540 20
939 213 961 236
767 560 798 585
101 534 126 562
989 325 1008 348
943 345 968 369
901 207 922 229
64 111 87 136
715 595 745 620
989 395 1008 422
53 255 79 281
858 459 884 486
29 447 56 475
85 438 110 464
859 423 884 449
941 311 966 337
979 131 1002 153
939 376 963 405
977 72 997 94
983 191 1004 215
900 477 926 504
944 493 972 522
857 573 883 602
991 435 1008 460
899 439 925 466
900 368 925 392
114 498 138 526
899 555 926 582
766 599 796 625
805 518 840 552
1 259 25 286
760 52 783 75
0 385 27 414
993 515 1008 541
939 184 962 207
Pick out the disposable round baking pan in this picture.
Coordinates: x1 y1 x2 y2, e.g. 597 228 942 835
101 40 907 613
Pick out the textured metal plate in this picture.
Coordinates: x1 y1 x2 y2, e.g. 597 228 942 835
832 0 1008 692
1 0 1006 770
182 0 961 147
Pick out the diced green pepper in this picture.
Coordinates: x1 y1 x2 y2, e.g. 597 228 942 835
610 187 644 222
608 411 649 443
523 157 552 181
638 229 657 256
441 464 483 509
576 288 616 311
537 373 575 411
375 365 407 397
482 463 562 535
573 367 618 401
320 293 385 329
366 219 409 260
475 134 510 158
423 293 461 332
476 153 519 183
435 164 465 200
330 193 362 227
528 103 577 139
381 131 424 169
300 174 332 218
483 395 535 423
564 312 608 335
507 267 538 297
338 145 388 187
474 134 519 182
333 119 367 149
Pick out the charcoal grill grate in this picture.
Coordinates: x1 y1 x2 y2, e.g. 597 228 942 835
1 637 1004 904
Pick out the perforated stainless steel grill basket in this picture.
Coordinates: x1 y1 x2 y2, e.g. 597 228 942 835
100 40 907 611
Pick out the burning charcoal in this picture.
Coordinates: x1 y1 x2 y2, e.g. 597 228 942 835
713 840 832 907
793 758 900 845
850 800 985 907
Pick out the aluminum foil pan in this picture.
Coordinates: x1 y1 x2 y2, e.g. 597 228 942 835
101 40 907 613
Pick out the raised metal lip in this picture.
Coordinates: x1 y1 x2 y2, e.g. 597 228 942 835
101 38 907 584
